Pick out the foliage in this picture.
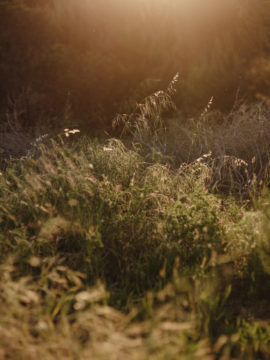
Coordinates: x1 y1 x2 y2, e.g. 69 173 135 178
0 133 270 359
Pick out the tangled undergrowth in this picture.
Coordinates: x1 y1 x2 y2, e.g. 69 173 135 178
0 134 270 359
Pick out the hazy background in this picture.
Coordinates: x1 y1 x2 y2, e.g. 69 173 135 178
1 0 270 131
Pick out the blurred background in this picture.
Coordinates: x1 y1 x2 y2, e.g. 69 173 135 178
1 0 270 132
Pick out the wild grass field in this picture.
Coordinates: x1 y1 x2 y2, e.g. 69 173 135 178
1 80 270 359
1 1 270 359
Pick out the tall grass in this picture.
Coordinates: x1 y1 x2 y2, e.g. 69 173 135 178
1 129 270 358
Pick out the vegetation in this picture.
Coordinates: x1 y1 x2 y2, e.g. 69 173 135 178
1 90 270 357
1 0 270 359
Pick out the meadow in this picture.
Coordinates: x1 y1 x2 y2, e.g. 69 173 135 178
1 1 270 359
1 81 270 359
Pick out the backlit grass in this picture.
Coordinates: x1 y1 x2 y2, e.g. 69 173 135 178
0 132 270 359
